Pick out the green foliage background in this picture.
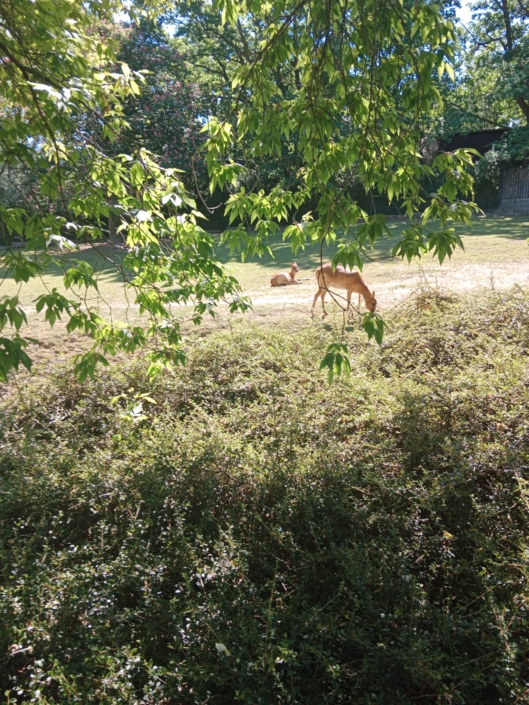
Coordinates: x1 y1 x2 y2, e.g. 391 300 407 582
1 287 528 703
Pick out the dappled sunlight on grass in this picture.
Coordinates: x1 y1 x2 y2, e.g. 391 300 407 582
215 216 529 292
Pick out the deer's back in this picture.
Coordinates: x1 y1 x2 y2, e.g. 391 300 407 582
316 263 364 289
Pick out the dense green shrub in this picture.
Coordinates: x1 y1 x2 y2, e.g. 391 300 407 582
1 288 529 704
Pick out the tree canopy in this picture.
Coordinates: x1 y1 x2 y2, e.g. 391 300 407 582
0 0 248 381
0 0 488 381
468 0 529 123
439 0 529 156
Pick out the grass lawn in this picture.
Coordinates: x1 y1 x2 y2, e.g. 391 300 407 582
217 213 529 287
217 216 529 310
0 215 528 351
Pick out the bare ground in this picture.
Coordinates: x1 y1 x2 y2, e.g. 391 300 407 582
244 259 529 314
3 229 528 374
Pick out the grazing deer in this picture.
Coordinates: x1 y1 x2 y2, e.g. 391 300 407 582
270 262 300 287
311 263 377 316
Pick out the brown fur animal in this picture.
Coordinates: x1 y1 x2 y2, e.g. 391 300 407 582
312 263 376 315
270 262 300 287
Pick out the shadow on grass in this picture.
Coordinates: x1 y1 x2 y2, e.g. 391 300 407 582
213 229 401 271
463 216 529 240
0 244 129 282
1 216 527 283
214 216 529 271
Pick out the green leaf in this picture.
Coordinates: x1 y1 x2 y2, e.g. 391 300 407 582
320 343 351 385
362 313 386 345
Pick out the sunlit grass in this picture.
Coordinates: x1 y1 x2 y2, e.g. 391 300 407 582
0 215 527 345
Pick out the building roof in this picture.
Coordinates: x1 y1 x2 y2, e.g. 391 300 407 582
439 129 508 155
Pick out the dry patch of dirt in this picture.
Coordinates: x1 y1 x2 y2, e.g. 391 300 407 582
245 259 529 313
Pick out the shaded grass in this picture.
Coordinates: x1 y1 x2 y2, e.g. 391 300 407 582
1 286 529 703
210 215 529 294
0 215 527 298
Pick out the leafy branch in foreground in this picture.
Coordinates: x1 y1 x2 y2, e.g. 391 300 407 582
0 0 484 384
0 0 250 381
203 0 480 373
319 342 351 384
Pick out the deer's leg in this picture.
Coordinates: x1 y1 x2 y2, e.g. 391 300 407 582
311 289 321 315
320 289 328 316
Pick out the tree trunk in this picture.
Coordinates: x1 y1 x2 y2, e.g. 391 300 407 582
501 0 514 50
108 212 121 244
0 220 7 247
515 97 529 124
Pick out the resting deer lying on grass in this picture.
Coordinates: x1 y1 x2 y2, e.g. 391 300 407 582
270 262 300 287
311 263 377 316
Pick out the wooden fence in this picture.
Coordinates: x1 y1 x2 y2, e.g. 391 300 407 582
500 167 529 215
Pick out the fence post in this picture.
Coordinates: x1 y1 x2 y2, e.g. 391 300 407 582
498 168 504 214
